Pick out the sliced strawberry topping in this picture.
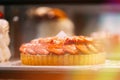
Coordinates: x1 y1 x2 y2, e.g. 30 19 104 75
48 44 64 55
63 44 78 54
19 36 102 55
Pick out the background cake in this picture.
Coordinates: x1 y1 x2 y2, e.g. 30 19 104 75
0 19 11 62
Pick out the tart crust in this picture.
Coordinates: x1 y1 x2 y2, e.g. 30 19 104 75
21 53 106 66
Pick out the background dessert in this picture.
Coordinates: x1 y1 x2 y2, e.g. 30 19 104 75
0 19 11 62
91 31 120 60
26 7 75 38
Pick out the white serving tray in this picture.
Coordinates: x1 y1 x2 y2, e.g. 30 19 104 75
0 60 120 72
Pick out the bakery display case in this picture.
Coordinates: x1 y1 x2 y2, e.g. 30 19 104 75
1 0 120 80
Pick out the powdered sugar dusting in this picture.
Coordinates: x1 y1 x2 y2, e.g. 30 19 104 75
56 31 68 39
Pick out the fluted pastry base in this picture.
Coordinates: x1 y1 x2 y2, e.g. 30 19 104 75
20 53 106 66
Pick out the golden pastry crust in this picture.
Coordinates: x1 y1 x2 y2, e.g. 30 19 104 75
21 53 106 65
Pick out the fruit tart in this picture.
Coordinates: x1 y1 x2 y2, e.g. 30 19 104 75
19 33 106 66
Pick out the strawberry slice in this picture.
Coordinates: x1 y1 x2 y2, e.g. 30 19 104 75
63 44 78 54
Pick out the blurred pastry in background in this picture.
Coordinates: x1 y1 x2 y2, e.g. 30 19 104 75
91 31 120 60
90 31 110 52
107 34 120 60
27 7 75 38
0 19 11 62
